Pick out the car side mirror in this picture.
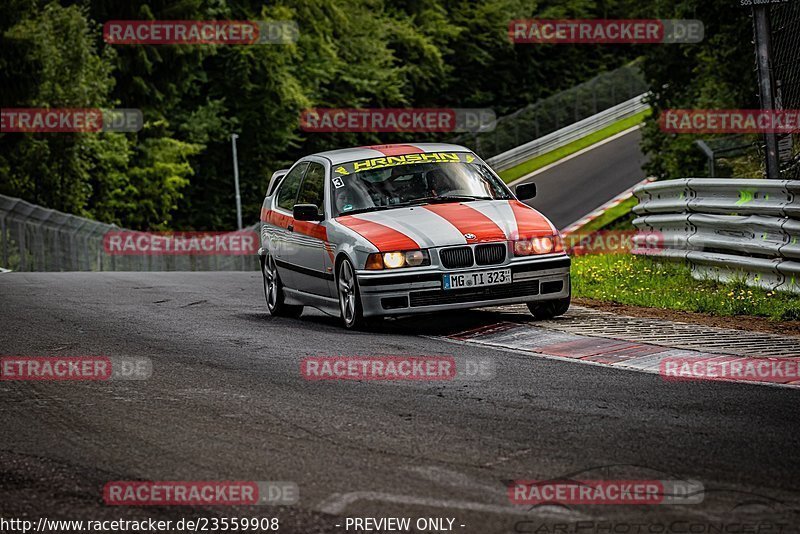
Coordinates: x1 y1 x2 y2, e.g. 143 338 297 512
293 203 323 221
516 182 537 200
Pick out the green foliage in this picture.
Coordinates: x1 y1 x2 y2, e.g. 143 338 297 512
0 2 117 213
7 0 748 230
638 0 758 180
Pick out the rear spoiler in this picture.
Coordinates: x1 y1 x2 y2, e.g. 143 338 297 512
267 169 289 196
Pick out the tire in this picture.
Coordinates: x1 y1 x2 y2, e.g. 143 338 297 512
336 258 367 329
527 296 570 320
261 255 303 318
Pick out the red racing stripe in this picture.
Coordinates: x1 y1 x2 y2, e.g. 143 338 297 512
508 200 554 239
422 203 506 243
336 215 420 251
294 220 327 241
362 144 424 156
262 209 327 241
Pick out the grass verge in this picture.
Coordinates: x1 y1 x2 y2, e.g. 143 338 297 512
498 108 651 183
572 253 800 322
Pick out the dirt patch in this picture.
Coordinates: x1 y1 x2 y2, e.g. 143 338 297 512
573 297 800 338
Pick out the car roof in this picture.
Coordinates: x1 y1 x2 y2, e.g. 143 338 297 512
311 143 473 165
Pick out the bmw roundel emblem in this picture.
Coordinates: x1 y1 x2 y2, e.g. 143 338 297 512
464 233 476 240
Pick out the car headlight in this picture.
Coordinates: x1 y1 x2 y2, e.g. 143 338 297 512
366 250 430 269
513 235 562 256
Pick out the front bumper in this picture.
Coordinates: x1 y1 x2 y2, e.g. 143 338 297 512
356 254 571 317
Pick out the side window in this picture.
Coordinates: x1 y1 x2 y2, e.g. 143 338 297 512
276 162 309 210
296 162 326 213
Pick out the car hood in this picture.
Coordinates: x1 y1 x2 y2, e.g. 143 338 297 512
334 200 556 251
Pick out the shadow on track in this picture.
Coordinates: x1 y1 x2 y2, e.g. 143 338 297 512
235 306 541 337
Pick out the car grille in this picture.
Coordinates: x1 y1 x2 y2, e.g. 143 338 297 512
440 246 474 268
475 243 506 265
409 279 540 307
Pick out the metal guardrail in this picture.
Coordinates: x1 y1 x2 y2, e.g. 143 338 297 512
0 194 259 272
452 62 648 160
486 93 650 172
632 179 800 293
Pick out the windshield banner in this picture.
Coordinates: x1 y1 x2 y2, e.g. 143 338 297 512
333 152 475 177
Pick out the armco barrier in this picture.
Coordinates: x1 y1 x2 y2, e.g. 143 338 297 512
487 93 649 172
0 194 259 272
632 179 800 293
452 62 648 160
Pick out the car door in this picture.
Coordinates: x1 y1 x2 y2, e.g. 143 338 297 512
271 161 309 288
290 160 334 297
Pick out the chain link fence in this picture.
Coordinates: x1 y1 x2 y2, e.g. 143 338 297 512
450 61 647 160
770 0 800 178
0 194 259 272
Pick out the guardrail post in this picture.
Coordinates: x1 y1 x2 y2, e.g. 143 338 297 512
1 215 6 269
18 222 27 271
753 4 781 179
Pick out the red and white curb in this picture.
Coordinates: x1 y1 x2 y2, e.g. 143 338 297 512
435 322 800 389
560 177 654 235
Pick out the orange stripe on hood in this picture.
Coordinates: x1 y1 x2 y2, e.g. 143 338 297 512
336 215 420 252
508 200 554 239
422 203 507 243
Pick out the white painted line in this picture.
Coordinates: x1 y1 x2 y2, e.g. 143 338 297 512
403 465 507 496
316 491 584 519
509 125 643 187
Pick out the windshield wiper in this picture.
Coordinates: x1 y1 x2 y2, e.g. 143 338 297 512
404 195 493 205
339 205 395 216
340 196 494 215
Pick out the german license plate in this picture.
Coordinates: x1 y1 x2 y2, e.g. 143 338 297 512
443 268 512 290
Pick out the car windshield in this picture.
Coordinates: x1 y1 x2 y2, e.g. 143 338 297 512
330 152 512 217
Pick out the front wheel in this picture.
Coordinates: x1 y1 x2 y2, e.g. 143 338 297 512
337 258 367 329
262 255 303 318
527 296 570 320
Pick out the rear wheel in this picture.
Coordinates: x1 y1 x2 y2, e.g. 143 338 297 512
337 258 367 329
527 296 570 320
262 255 303 318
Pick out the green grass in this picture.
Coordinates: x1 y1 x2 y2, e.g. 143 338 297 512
498 109 651 184
572 253 800 322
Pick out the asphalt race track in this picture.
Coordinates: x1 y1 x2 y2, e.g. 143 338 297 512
521 127 647 230
1 272 799 533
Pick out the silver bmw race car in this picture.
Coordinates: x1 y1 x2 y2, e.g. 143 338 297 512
259 143 570 328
